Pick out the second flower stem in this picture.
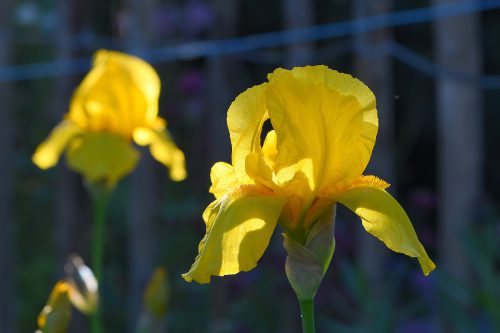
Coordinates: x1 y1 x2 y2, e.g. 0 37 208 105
299 299 316 333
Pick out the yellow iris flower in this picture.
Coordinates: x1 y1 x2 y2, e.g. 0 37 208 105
183 65 435 284
32 50 186 185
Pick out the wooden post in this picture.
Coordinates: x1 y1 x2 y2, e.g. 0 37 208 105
0 1 16 331
433 0 483 283
53 1 90 331
206 0 241 330
283 0 314 68
352 0 394 283
121 0 158 330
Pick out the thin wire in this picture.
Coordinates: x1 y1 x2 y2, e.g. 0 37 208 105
0 0 499 83
385 41 500 90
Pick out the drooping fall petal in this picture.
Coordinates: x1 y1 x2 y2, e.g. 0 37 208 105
266 66 378 198
182 187 286 283
336 181 436 275
66 132 139 185
32 121 81 169
133 124 187 181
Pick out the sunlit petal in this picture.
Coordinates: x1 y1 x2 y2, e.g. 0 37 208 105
209 162 240 199
68 50 160 137
266 66 378 198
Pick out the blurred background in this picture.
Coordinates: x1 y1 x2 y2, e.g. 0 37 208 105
1 0 499 332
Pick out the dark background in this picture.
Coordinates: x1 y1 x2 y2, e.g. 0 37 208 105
0 0 499 332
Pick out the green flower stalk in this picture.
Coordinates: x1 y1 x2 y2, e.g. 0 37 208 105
32 50 187 333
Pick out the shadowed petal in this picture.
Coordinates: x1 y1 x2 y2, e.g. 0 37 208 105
183 187 286 283
66 132 139 185
32 120 81 169
337 181 435 275
227 83 269 183
133 124 186 181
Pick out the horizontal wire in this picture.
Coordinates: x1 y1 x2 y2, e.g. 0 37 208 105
0 0 499 85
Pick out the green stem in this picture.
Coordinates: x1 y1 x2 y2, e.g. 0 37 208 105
89 186 111 333
299 299 316 333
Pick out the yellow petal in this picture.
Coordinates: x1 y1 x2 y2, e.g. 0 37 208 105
209 162 239 199
32 121 81 169
132 124 187 181
262 129 278 167
67 50 160 137
94 50 160 123
182 187 286 283
266 66 378 197
337 183 436 275
227 83 269 182
66 132 139 185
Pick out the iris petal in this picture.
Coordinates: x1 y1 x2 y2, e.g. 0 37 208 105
182 187 286 283
68 50 160 137
209 162 239 199
66 132 139 185
266 66 378 198
337 183 436 275
132 125 187 181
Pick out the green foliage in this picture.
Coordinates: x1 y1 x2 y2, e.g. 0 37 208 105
319 259 420 333
435 214 500 333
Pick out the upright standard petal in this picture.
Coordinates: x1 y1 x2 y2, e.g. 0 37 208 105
336 181 436 275
66 132 139 185
227 83 269 182
182 187 286 283
266 66 378 197
67 50 160 138
32 120 81 169
94 50 161 123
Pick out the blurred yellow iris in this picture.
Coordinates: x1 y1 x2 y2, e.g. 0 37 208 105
33 50 186 185
183 65 435 284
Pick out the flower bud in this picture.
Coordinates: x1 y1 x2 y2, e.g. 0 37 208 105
284 205 336 300
144 267 169 319
37 281 72 333
64 254 99 314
